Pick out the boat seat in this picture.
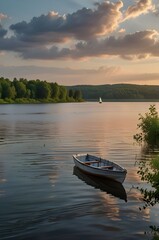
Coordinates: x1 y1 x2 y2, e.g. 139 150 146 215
84 161 99 165
100 166 113 169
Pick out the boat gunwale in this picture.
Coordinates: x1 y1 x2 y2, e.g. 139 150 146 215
73 154 127 174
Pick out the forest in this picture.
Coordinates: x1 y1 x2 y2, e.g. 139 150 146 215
67 84 159 101
0 77 82 103
1 78 159 103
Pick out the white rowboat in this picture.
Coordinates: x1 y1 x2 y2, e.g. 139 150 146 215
73 153 127 183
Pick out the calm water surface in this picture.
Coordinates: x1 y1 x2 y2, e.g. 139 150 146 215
0 102 159 240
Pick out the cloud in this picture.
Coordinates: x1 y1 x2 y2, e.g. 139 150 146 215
0 64 120 85
0 13 7 22
0 25 7 38
111 72 159 84
1 64 159 85
0 1 158 61
153 3 159 16
124 0 155 20
10 1 123 42
0 64 120 76
21 30 159 60
0 14 8 39
118 28 126 33
0 35 36 51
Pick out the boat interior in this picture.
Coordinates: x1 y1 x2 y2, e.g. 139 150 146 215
83 154 114 169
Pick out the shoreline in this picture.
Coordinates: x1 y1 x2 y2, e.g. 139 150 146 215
0 99 159 104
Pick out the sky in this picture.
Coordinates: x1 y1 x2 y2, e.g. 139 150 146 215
0 0 159 86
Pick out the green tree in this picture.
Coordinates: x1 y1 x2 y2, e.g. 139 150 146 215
27 81 37 98
0 79 16 99
73 89 82 100
13 80 27 98
36 81 51 99
68 89 73 98
50 82 59 100
0 78 8 99
59 86 67 101
0 82 2 98
134 105 159 147
9 84 16 99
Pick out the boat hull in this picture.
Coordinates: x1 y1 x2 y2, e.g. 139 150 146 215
73 154 127 184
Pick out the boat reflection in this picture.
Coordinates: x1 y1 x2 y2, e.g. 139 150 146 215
73 166 127 202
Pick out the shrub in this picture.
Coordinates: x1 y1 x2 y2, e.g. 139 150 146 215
134 105 159 147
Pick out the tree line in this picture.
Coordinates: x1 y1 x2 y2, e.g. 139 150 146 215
0 77 83 103
67 84 159 100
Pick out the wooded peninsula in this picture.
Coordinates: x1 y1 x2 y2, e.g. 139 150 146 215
0 77 82 103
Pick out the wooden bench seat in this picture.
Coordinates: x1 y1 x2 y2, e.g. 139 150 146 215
84 161 99 165
100 165 113 169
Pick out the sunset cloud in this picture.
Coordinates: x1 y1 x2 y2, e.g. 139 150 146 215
124 0 155 20
10 1 123 42
118 28 126 33
0 27 159 61
1 64 159 85
0 1 159 63
20 30 159 60
154 4 159 16
0 64 120 76
1 0 159 86
0 64 121 85
0 13 7 21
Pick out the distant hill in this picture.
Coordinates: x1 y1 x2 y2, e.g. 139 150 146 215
66 84 159 101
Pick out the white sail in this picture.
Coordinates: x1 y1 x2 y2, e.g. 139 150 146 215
99 97 102 103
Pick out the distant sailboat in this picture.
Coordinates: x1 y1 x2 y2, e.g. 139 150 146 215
99 97 102 103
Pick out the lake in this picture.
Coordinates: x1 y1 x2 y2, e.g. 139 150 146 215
0 102 159 240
